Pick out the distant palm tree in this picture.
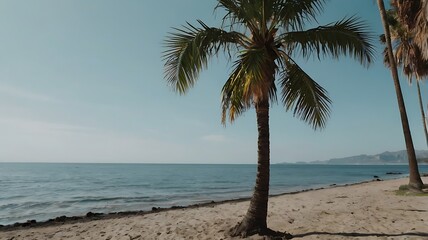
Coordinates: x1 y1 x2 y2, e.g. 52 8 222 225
163 0 374 237
415 0 428 60
382 6 428 148
377 0 424 190
392 0 428 59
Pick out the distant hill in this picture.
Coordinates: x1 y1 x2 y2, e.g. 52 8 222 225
304 150 428 165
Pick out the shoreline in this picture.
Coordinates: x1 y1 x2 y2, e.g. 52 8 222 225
1 176 427 240
0 176 403 231
2 163 427 230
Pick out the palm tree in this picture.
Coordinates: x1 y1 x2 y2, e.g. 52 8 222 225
163 0 374 237
415 0 428 60
377 0 424 190
392 0 428 59
382 5 428 148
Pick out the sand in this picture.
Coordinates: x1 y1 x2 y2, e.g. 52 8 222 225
1 177 427 240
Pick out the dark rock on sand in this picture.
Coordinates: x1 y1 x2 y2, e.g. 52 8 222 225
171 206 185 209
9 220 37 228
54 216 67 222
86 212 103 218
21 220 36 227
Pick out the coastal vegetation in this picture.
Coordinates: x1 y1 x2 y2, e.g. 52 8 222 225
377 0 426 191
163 0 374 237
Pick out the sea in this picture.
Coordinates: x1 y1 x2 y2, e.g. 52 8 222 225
1 163 427 225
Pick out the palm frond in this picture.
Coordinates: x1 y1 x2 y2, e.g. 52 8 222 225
392 0 421 29
221 65 249 124
221 46 277 124
279 17 375 67
271 0 325 31
381 3 428 83
415 0 428 60
278 54 331 129
163 20 243 94
216 0 261 34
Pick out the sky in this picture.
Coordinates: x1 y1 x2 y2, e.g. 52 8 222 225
0 0 427 164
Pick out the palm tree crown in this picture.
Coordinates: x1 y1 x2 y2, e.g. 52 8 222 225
164 0 374 128
392 0 428 60
415 0 428 59
384 0 428 80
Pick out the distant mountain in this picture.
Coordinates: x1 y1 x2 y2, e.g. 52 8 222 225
307 150 428 165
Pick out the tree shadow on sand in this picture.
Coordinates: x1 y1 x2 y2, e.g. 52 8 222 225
231 228 293 239
292 231 428 238
241 230 428 239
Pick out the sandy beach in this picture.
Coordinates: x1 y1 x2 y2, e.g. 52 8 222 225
1 177 427 240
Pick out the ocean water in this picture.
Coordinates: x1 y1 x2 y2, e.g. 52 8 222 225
0 163 427 225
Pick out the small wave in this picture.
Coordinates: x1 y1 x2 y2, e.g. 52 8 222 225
69 196 150 204
21 202 52 209
0 203 21 211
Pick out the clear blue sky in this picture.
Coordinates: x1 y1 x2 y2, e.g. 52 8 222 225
0 0 426 164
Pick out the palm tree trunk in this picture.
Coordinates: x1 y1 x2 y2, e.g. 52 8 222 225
416 81 428 148
378 0 424 190
230 99 270 237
